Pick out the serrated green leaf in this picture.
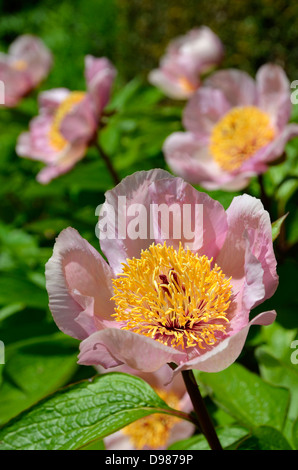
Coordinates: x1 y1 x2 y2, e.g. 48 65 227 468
197 363 290 430
0 372 192 450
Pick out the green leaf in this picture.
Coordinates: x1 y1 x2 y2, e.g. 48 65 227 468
0 372 191 450
271 213 288 241
0 336 78 425
255 323 298 421
168 425 249 450
197 363 290 430
236 426 293 450
292 418 298 449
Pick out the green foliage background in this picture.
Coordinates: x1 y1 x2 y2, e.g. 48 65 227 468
0 0 297 450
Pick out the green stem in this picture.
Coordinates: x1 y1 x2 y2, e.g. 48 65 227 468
182 370 223 450
94 140 120 186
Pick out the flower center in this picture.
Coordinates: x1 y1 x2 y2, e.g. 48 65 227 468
48 91 86 151
209 106 275 171
179 76 197 93
122 388 181 449
11 59 28 71
112 243 232 349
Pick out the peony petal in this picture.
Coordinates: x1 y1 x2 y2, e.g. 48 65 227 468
183 87 231 138
99 169 174 274
216 194 278 314
45 227 115 340
174 310 276 374
85 55 116 115
147 174 228 259
78 328 187 372
59 95 97 144
38 88 70 114
163 132 252 191
256 63 292 130
204 69 257 107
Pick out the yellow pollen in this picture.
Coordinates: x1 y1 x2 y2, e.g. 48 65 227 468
122 388 181 449
209 106 275 171
11 59 28 71
48 91 86 151
179 76 197 93
112 242 232 349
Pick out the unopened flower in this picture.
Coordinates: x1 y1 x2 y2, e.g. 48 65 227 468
16 56 116 183
148 26 224 100
163 64 298 190
0 34 52 107
45 169 278 380
103 365 194 450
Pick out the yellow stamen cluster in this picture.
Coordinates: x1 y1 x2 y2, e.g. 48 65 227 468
122 388 181 449
48 91 86 151
209 105 275 171
112 243 232 349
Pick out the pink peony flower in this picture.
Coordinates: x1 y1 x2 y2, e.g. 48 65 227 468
16 55 116 184
0 34 52 107
148 26 224 100
45 169 278 382
102 364 194 450
163 64 298 190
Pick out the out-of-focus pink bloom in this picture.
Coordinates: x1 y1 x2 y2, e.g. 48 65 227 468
148 27 224 100
102 365 194 450
45 169 278 382
163 64 298 190
16 56 116 184
0 35 52 107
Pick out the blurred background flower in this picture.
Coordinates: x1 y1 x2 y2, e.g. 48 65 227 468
163 64 298 190
15 56 116 183
0 34 52 107
148 26 224 99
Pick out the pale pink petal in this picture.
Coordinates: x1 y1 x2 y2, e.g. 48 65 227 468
9 34 52 86
99 169 174 274
174 310 276 374
0 61 31 107
147 175 228 259
204 69 257 107
148 68 198 100
16 115 57 162
78 328 187 371
36 141 88 184
216 194 278 314
85 55 116 115
59 95 97 143
38 88 70 114
183 87 231 138
169 26 224 75
163 132 251 191
256 63 292 130
257 123 298 164
45 227 115 340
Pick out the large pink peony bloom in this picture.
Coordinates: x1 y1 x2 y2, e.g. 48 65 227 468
163 64 298 190
0 35 52 107
16 55 116 184
45 169 278 381
148 26 224 100
103 365 194 450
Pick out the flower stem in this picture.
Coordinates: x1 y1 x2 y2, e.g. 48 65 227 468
94 140 120 186
182 370 223 450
